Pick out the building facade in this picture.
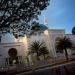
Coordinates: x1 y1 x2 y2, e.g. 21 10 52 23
0 28 75 67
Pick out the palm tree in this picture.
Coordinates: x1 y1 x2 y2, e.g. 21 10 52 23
29 41 44 60
39 46 49 59
55 37 72 60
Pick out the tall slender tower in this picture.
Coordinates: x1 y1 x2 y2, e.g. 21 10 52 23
43 16 57 58
44 17 48 27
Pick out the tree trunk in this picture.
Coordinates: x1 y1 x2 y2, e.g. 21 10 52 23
43 54 45 60
36 52 40 60
64 49 68 60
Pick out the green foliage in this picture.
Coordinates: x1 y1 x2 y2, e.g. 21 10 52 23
0 0 50 35
55 37 72 51
72 27 75 35
39 46 49 59
55 36 72 60
29 41 49 60
31 21 40 31
9 57 19 65
29 41 42 53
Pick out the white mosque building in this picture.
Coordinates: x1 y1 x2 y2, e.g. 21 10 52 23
0 24 75 67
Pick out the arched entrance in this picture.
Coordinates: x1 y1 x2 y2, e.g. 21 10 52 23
8 48 17 58
8 48 18 65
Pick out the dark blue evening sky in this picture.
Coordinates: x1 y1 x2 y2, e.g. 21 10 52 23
39 0 75 34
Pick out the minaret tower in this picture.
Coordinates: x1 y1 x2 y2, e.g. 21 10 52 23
43 16 57 58
44 16 48 27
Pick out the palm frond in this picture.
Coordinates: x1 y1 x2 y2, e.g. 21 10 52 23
55 36 72 53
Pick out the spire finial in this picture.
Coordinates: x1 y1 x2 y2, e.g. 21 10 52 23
43 12 48 27
44 17 48 25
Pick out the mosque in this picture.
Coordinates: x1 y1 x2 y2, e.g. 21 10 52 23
0 21 75 67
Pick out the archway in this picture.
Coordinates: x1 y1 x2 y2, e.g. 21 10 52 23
8 48 17 57
8 48 18 65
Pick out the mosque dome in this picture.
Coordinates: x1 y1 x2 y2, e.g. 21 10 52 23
30 24 48 35
31 24 48 31
38 24 48 31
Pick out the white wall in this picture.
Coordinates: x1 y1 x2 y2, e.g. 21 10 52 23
48 29 65 57
0 29 67 66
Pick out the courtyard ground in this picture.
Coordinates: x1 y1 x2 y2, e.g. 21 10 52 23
0 57 75 75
